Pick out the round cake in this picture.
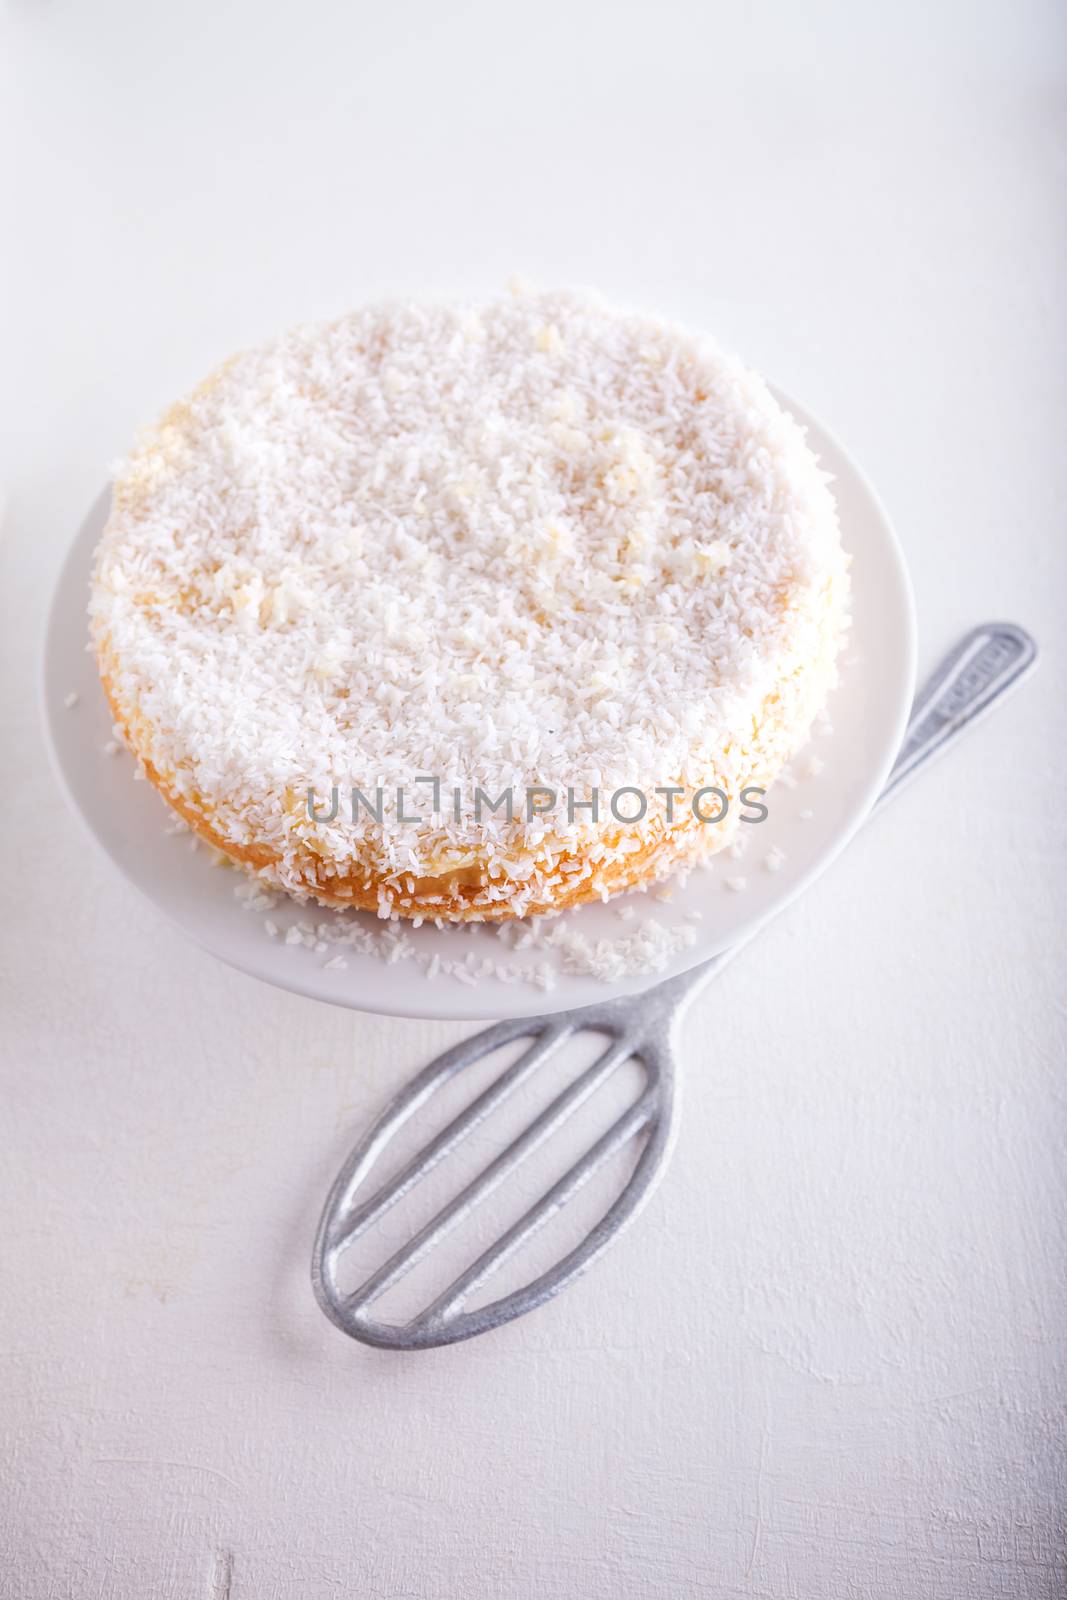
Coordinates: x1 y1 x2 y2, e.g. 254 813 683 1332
90 288 849 921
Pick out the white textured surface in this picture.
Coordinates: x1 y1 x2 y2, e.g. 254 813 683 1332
2 0 1065 1595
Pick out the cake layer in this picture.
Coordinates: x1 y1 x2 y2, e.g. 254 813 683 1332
90 288 849 920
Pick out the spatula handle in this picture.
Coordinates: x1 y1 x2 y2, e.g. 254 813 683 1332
877 622 1036 805
658 621 1038 1013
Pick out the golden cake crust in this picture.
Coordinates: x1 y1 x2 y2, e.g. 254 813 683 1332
91 289 849 921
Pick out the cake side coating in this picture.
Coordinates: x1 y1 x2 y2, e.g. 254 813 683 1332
90 289 850 920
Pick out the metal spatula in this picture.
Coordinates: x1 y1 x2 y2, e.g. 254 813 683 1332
312 623 1037 1349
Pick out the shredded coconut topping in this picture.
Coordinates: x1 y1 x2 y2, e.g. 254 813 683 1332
91 287 848 919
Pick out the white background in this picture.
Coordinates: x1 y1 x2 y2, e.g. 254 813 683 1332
2 0 1065 1595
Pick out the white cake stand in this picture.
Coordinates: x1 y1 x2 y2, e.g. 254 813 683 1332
41 390 916 1022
